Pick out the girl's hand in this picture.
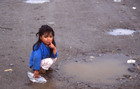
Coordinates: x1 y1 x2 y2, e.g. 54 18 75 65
49 42 57 55
49 42 56 49
34 70 39 78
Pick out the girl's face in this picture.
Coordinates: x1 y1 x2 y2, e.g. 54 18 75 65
40 32 54 46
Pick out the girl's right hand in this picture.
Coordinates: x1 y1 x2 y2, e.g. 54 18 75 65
34 70 39 78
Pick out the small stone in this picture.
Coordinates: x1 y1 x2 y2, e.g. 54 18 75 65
121 77 126 80
48 22 55 25
77 82 80 84
98 54 102 57
123 75 131 79
132 63 136 66
129 77 132 79
137 66 140 69
9 64 14 67
116 78 121 80
128 68 136 73
89 56 95 59
89 59 93 61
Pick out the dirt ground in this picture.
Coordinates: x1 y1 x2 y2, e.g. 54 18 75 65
0 0 140 89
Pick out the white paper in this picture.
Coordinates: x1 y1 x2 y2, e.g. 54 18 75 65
127 59 136 63
27 71 47 83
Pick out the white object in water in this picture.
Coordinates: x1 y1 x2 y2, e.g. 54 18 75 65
132 7 136 10
127 59 136 63
25 0 50 4
108 28 136 36
27 71 47 83
113 0 122 2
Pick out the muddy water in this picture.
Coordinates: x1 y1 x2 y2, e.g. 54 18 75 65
62 54 133 84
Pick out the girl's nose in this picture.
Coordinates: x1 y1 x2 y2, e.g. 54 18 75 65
47 37 51 41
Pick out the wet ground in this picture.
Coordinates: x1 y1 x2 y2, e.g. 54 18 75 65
0 0 140 89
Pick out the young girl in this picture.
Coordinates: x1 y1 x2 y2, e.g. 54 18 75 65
29 25 58 78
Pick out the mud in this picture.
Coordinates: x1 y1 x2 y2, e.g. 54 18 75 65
0 0 140 89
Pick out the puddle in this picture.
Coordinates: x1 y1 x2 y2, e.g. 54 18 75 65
25 0 50 4
113 0 122 2
62 54 135 85
108 28 136 36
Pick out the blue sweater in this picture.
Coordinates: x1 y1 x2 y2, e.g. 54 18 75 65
29 42 58 70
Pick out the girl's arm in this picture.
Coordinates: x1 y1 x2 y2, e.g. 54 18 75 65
34 70 39 78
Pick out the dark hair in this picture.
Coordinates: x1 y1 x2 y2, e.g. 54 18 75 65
33 25 56 55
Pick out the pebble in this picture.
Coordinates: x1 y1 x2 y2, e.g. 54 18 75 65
136 66 140 69
123 75 131 79
98 54 102 57
9 64 14 67
48 22 55 25
70 46 72 49
89 56 95 59
129 77 132 79
128 67 137 73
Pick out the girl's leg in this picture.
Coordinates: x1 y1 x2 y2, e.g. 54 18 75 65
41 58 57 70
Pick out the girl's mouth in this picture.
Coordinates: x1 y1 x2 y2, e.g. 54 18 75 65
46 41 51 45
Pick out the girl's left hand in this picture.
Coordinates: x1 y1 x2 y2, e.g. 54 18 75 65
49 42 56 49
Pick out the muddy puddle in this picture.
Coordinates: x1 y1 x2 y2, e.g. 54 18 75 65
61 53 136 85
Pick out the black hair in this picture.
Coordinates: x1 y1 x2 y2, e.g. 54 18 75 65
33 25 56 56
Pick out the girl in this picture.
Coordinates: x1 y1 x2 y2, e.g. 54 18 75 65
29 25 58 78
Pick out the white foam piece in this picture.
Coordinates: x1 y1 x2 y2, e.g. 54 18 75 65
108 28 136 36
127 59 136 64
132 7 136 10
25 0 50 4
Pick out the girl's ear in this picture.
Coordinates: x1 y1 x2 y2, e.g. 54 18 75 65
40 36 42 40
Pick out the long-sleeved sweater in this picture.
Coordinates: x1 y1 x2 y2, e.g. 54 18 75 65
29 42 58 70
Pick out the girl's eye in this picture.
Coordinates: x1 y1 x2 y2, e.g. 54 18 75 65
50 36 52 38
44 36 48 38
